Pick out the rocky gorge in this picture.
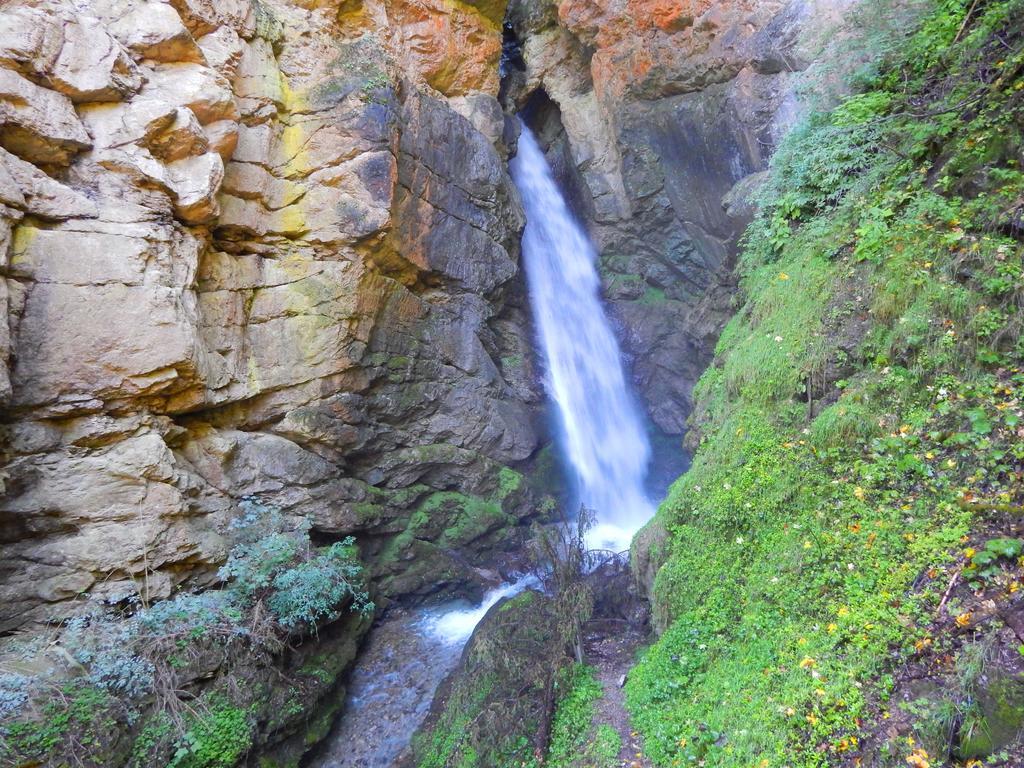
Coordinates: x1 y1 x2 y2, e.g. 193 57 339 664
4 0 1023 766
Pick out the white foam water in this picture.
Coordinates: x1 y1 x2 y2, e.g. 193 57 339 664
510 123 655 553
422 576 538 646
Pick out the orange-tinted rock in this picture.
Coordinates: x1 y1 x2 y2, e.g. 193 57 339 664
387 0 502 96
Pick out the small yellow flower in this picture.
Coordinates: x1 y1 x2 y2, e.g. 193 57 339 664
955 611 972 628
837 606 850 617
827 623 838 633
778 272 790 281
799 656 817 669
853 486 866 500
964 547 976 559
806 713 818 725
906 747 930 768
803 540 813 549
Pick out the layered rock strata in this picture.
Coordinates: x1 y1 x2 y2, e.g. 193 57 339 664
0 0 541 633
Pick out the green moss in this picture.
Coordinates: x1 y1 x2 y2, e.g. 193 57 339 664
545 665 608 768
958 672 1024 759
638 286 667 305
414 679 495 768
497 466 524 500
386 355 411 370
402 474 520 550
500 354 523 369
298 654 336 685
628 0 1024 765
499 589 537 613
303 695 345 747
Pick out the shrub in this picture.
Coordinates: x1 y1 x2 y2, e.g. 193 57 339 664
4 496 374 766
219 498 373 630
267 542 372 629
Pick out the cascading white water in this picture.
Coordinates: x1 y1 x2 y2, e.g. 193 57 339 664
510 123 654 553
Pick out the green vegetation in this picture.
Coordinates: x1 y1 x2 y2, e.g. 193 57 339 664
220 500 373 629
545 665 621 768
169 696 255 768
629 0 1024 765
965 537 1024 586
1 498 372 767
5 683 113 761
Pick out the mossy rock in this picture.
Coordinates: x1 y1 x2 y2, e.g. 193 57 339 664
411 589 572 768
957 672 1024 759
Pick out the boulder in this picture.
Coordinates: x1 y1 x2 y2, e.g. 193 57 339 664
109 1 206 64
47 15 143 102
408 589 572 767
0 68 91 166
166 150 224 223
167 0 257 38
0 147 98 219
144 62 237 125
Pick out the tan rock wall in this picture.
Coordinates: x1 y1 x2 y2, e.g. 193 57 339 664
0 0 539 632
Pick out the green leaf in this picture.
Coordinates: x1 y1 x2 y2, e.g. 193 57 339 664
967 408 993 435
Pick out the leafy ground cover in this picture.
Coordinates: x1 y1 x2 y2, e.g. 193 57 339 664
628 1 1024 765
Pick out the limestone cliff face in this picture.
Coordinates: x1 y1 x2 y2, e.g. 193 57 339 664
503 0 854 439
0 0 541 632
0 0 858 634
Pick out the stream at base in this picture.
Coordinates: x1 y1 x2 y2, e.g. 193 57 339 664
308 578 536 767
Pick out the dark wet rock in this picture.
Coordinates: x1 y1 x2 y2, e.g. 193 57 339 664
406 589 572 768
503 0 853 437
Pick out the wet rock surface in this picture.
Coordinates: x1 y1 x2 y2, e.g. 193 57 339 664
503 0 856 437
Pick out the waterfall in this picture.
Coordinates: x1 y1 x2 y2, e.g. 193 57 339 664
510 123 654 552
